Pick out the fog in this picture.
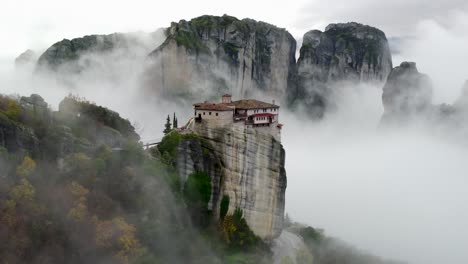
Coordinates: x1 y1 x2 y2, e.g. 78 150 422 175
393 11 468 103
283 13 468 264
283 83 468 264
0 31 191 143
1 7 468 264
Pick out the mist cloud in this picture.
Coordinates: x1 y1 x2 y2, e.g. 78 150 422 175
393 11 468 103
283 81 468 264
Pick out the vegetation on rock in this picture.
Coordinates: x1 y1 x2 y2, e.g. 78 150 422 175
0 93 268 263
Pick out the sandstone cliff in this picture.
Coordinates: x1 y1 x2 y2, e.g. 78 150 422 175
381 62 433 125
175 121 286 240
292 22 393 118
33 16 396 120
145 15 297 103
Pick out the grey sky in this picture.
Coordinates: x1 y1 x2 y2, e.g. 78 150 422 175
2 0 467 58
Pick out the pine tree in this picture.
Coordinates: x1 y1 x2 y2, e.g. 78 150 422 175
173 113 178 129
163 115 172 135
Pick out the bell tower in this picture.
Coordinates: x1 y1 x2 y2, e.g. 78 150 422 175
222 94 232 103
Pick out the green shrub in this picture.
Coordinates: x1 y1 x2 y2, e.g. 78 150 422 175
184 171 211 207
221 207 266 252
299 226 324 244
220 195 230 220
184 171 212 227
157 131 182 162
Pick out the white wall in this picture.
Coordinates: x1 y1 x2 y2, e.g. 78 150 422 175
247 107 279 116
195 109 233 121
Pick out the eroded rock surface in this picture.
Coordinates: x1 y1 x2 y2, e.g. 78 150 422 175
145 15 297 103
292 22 393 118
175 121 286 240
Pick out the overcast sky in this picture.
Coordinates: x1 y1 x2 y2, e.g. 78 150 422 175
2 0 468 58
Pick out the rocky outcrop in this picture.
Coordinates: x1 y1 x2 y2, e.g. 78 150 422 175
292 22 393 118
381 62 433 124
36 31 164 72
35 16 397 121
0 113 39 155
15 49 37 68
145 15 296 103
175 122 287 240
0 94 139 158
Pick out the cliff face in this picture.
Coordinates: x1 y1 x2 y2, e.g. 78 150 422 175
36 31 164 73
381 62 433 124
33 16 395 120
292 22 393 118
175 121 286 240
145 15 297 103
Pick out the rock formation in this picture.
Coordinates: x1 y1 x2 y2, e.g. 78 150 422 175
145 15 296 103
34 16 395 120
0 94 138 158
36 31 164 73
292 22 393 118
15 49 37 68
175 121 287 240
381 62 433 124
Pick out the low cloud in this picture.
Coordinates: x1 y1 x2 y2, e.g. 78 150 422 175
283 82 468 264
295 0 468 37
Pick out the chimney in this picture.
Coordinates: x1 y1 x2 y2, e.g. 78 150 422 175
272 99 276 105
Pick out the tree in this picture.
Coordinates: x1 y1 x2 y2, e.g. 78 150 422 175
172 113 178 129
163 115 172 135
16 156 36 177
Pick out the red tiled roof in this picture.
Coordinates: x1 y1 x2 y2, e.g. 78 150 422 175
193 102 234 111
251 113 276 117
231 99 279 109
277 123 283 128
194 98 279 111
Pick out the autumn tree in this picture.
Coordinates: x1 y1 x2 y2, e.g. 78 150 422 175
16 156 36 177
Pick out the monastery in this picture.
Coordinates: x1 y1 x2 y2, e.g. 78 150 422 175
194 94 282 126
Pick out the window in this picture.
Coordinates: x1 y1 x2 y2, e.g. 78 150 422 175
209 112 212 115
216 113 218 116
203 112 205 115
